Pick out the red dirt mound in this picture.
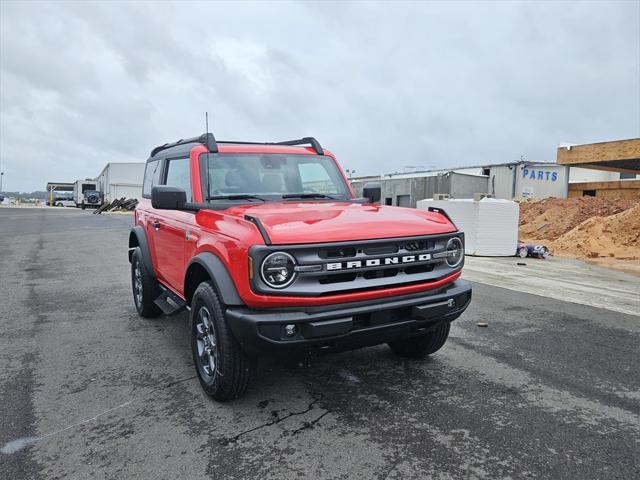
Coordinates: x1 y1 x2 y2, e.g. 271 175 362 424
518 197 640 274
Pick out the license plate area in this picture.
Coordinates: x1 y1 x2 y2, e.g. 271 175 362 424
412 300 454 320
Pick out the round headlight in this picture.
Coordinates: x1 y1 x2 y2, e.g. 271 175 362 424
445 237 464 268
260 252 297 289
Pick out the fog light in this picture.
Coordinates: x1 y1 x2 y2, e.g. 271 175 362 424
284 324 297 338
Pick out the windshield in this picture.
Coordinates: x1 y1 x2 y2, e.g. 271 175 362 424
201 154 351 201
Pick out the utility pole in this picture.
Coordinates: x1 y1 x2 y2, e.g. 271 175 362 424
0 172 4 193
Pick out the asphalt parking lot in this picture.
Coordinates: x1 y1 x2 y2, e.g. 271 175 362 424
1 207 639 479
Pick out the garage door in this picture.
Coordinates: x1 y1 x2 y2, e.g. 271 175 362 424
111 184 142 201
396 195 411 207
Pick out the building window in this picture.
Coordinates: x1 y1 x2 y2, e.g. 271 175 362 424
582 190 596 197
620 173 636 180
482 168 491 176
385 197 392 205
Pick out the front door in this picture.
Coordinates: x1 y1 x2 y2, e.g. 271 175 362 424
152 156 193 295
152 212 186 293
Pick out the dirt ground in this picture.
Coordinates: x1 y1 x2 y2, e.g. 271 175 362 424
518 197 640 275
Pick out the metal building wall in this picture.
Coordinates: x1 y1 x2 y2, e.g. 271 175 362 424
351 176 449 207
95 163 145 201
488 165 517 199
112 184 143 200
352 162 571 203
487 163 568 199
107 163 145 186
515 163 569 199
449 173 489 199
350 173 487 207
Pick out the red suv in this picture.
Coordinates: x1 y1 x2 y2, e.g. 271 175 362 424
129 133 471 400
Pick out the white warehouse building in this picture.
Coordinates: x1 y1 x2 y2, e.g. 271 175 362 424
95 162 146 202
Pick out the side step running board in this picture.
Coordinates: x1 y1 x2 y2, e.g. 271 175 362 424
154 288 187 315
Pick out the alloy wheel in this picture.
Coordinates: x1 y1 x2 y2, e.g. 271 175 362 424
133 259 143 308
195 306 218 379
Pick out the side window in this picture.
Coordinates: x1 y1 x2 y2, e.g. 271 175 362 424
165 157 192 201
143 160 163 197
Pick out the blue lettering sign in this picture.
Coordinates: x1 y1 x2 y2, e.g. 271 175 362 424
522 169 559 181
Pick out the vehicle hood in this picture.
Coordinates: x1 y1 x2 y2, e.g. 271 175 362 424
224 201 457 245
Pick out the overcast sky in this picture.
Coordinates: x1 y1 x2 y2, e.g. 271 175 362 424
1 0 638 192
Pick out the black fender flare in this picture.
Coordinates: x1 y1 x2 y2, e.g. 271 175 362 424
185 252 244 306
129 226 155 278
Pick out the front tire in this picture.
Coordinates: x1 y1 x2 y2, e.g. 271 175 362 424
388 322 451 358
191 281 256 401
131 247 162 318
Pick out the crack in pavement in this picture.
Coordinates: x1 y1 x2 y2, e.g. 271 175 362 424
217 394 329 445
0 375 197 458
290 410 331 436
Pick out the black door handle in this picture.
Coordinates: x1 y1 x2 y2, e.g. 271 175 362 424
151 220 161 230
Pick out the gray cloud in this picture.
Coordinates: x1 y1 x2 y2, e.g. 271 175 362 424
1 0 638 192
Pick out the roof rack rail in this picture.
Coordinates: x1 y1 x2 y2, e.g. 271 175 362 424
150 133 218 157
217 137 324 155
150 134 323 157
274 137 324 155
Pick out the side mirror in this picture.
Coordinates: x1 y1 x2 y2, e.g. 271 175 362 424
151 186 187 210
362 182 382 204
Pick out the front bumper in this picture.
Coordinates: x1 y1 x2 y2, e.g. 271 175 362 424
226 280 472 356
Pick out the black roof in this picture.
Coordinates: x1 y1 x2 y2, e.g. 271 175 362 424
147 133 323 161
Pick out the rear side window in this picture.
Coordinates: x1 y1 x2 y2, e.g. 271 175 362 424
143 160 163 197
165 157 192 201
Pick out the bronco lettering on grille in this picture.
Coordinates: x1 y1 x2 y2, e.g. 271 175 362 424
326 254 432 271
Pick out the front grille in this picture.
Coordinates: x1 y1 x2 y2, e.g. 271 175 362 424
363 267 401 280
405 240 435 251
319 272 357 285
321 247 357 259
363 244 398 256
250 233 463 296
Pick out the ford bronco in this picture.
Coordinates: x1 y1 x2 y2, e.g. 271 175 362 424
129 133 471 401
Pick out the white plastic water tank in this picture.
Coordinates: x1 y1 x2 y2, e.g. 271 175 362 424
417 198 519 256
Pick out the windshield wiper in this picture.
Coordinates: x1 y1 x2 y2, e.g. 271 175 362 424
206 194 267 202
282 193 339 200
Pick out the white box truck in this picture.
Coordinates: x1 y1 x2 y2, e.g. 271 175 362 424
73 180 102 209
